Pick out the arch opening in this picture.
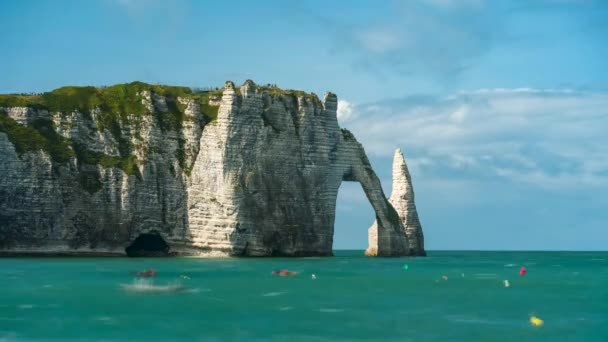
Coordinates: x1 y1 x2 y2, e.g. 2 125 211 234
125 232 170 257
333 182 374 254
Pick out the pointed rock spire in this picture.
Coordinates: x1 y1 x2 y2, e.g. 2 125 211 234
390 148 425 256
366 148 425 256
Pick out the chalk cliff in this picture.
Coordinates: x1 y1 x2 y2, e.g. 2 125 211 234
366 149 425 256
0 80 424 257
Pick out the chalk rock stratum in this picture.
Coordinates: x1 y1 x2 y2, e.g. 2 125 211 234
366 149 425 256
0 80 425 257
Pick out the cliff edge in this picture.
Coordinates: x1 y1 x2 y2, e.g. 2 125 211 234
0 80 425 257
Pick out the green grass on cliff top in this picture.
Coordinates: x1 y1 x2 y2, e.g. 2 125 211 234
0 81 322 189
0 82 223 125
0 81 322 125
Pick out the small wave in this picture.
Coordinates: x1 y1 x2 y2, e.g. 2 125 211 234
95 316 113 324
450 317 498 325
473 273 498 279
591 258 605 261
279 306 293 311
121 279 188 294
504 264 517 267
182 288 207 294
319 308 344 313
447 315 515 326
17 304 34 309
42 284 53 288
262 291 286 297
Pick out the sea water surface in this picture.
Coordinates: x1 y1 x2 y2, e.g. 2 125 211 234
1 251 607 341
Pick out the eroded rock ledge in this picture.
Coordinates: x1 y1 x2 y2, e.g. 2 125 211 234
0 80 425 257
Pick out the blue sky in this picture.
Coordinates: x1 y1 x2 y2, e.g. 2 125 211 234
1 0 607 250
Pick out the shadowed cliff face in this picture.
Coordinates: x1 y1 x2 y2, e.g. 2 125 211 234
0 80 422 257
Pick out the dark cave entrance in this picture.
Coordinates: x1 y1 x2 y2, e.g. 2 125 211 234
125 232 170 257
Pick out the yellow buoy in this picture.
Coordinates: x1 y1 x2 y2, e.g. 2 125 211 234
530 316 544 327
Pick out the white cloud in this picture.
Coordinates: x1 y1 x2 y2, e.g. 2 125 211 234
336 1 501 77
342 88 608 189
449 105 468 123
337 100 356 122
355 30 402 54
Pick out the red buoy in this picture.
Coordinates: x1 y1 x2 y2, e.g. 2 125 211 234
519 266 527 276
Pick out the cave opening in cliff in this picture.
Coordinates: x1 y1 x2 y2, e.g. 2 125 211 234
333 182 373 253
125 232 170 257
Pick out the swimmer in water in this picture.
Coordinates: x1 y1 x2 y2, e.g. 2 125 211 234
272 269 298 277
133 269 157 278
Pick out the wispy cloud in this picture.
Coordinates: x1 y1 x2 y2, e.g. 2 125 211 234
296 0 506 79
337 100 356 122
342 88 608 189
354 29 402 54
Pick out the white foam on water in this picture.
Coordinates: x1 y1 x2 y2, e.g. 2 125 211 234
278 306 293 311
447 315 516 326
95 316 114 325
17 304 34 309
42 284 53 288
474 273 498 279
120 279 188 294
319 308 344 313
183 288 207 294
504 264 517 267
262 291 286 297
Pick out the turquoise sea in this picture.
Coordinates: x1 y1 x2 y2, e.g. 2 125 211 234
1 251 606 341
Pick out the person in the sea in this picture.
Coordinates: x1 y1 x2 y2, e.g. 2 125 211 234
271 269 297 277
133 269 157 278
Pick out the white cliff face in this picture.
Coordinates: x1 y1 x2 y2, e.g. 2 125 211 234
367 148 426 256
391 148 425 255
0 80 420 257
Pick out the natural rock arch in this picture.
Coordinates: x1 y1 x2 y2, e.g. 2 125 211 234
0 79 424 257
186 80 421 256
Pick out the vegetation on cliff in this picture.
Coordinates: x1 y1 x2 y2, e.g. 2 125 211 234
0 82 222 125
0 82 224 183
0 113 73 163
0 81 326 190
